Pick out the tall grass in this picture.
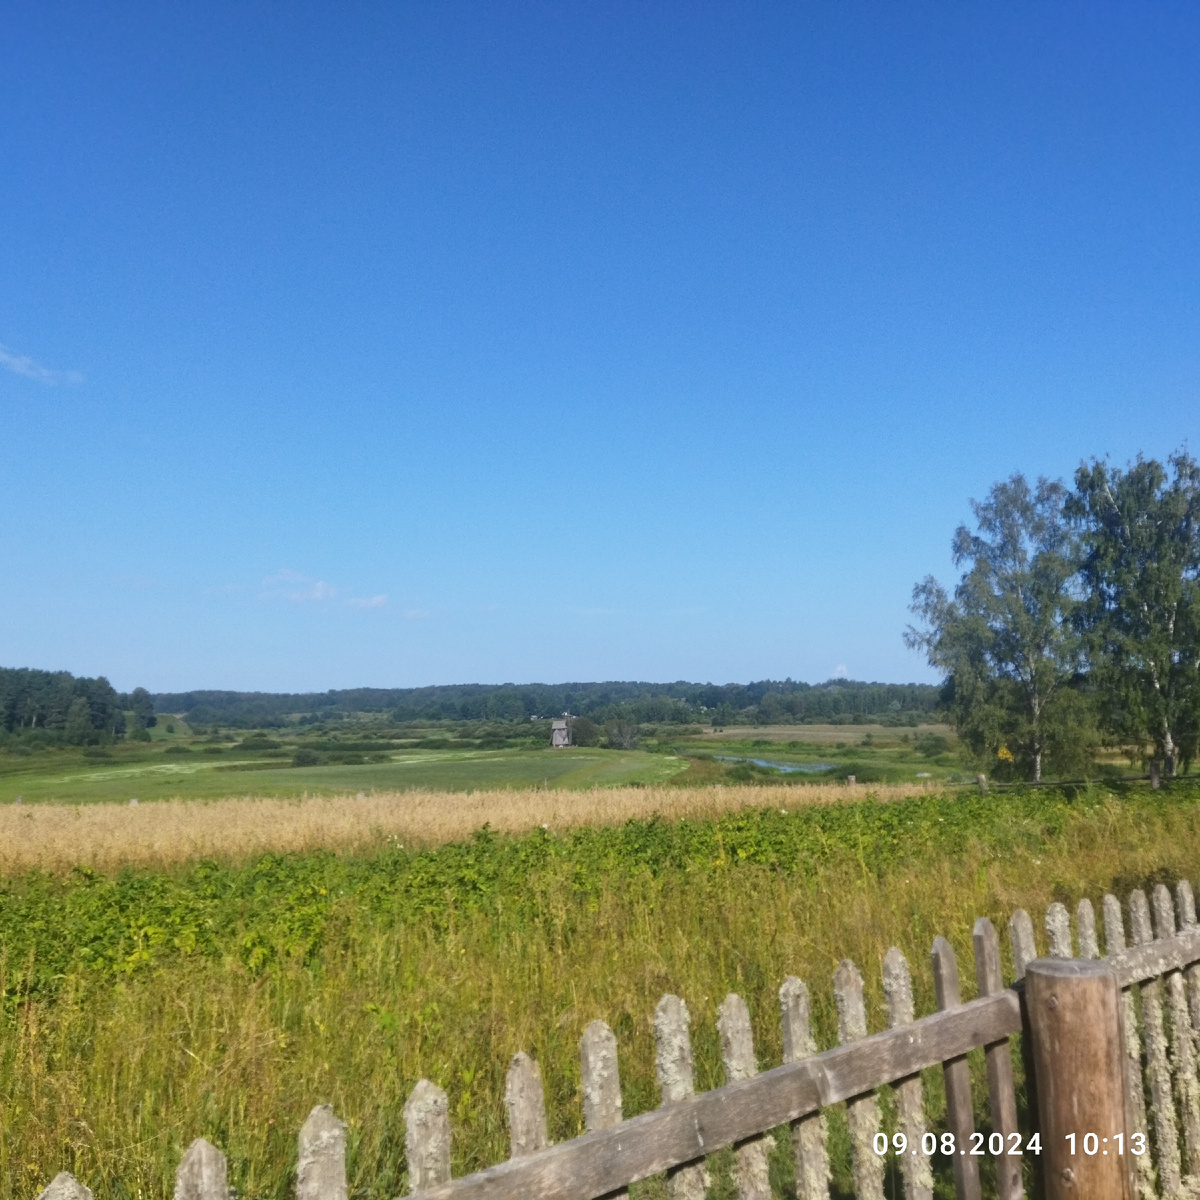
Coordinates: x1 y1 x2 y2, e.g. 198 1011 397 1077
2 782 1199 1199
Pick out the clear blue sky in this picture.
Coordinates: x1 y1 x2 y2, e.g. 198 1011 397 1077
2 3 1198 693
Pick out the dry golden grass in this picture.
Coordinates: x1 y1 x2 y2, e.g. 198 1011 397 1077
0 780 946 874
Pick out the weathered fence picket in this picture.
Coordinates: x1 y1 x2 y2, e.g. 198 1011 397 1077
1077 897 1099 959
718 993 772 1200
972 918 1023 1200
833 960 885 1200
174 1138 228 1200
1045 901 1072 958
931 937 981 1200
297 1104 348 1200
882 946 933 1200
1132 887 1183 1195
1153 883 1200 1177
654 993 706 1200
779 975 831 1200
1009 907 1037 977
1104 891 1156 1200
505 1051 549 1158
36 1174 93 1200
404 1079 451 1192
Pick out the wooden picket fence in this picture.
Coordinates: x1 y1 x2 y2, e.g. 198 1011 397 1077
34 877 1200 1200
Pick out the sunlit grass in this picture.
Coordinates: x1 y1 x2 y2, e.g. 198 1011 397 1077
2 781 1198 1199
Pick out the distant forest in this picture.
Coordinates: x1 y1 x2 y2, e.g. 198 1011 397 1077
152 679 941 729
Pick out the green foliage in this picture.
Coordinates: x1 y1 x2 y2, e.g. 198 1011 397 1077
604 718 640 749
291 748 321 767
0 784 1176 1013
1070 452 1200 775
151 679 942 730
908 473 1095 782
569 715 600 746
129 687 157 729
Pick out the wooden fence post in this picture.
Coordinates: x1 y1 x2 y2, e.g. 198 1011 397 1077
580 1020 628 1200
1130 888 1181 1194
779 976 831 1200
174 1138 228 1200
297 1104 348 1200
973 919 1024 1200
505 1052 549 1158
36 1174 93 1200
833 960 885 1200
882 947 933 1200
931 937 981 1200
404 1079 451 1192
1024 958 1132 1200
654 994 706 1200
717 993 772 1200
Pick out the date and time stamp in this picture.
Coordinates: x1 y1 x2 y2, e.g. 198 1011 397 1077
870 1131 1148 1158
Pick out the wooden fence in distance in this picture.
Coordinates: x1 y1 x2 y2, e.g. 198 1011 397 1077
37 878 1200 1200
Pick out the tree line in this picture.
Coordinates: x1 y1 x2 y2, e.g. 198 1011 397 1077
0 668 156 744
907 450 1199 782
152 678 941 729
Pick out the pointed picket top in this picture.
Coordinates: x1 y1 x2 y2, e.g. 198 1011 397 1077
174 1138 228 1200
1045 901 1072 957
1076 899 1099 959
297 1104 347 1200
1008 909 1037 977
404 1078 451 1192
36 1174 94 1200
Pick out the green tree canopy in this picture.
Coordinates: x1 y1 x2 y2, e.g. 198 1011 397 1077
1068 451 1200 776
907 473 1095 781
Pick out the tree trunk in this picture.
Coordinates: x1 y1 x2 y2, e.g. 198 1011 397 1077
1032 747 1042 784
1164 725 1177 777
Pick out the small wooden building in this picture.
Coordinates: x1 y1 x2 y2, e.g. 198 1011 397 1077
550 719 571 748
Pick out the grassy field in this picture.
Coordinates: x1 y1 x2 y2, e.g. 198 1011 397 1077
0 746 689 805
3 779 1199 1200
0 718 1013 807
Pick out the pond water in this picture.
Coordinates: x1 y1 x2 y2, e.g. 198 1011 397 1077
715 756 837 774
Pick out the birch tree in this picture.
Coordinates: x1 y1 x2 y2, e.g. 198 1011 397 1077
907 473 1092 782
1069 452 1200 776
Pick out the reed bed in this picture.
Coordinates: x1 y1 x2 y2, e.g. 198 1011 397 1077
0 780 944 874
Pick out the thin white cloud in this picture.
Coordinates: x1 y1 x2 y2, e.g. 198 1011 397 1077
347 594 387 610
832 663 848 678
403 608 430 620
0 343 84 386
261 569 338 604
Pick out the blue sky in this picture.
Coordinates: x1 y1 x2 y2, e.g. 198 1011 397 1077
2 2 1198 693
